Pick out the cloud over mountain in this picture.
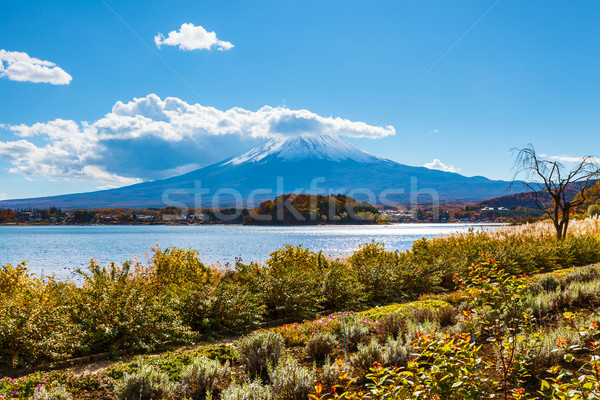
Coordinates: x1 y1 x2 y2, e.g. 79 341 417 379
424 158 458 173
154 23 234 51
0 49 72 85
0 94 395 186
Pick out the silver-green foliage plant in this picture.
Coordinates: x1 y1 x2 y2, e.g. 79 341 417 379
351 338 384 370
344 319 370 349
527 325 582 375
382 335 412 368
304 332 338 361
220 380 274 400
114 359 176 400
30 385 73 400
269 355 316 400
180 356 231 399
237 331 285 378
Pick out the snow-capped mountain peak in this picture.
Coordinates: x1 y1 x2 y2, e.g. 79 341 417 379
224 134 386 165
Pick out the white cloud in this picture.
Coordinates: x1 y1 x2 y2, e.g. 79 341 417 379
550 155 586 163
154 23 234 51
424 159 459 173
0 193 7 200
0 49 72 85
0 94 395 185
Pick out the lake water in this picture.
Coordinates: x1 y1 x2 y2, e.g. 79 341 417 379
0 223 503 279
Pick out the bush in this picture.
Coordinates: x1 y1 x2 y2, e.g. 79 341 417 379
261 245 324 319
317 258 367 311
114 360 176 400
563 264 600 285
320 357 353 391
351 339 384 370
536 274 562 292
151 246 211 290
304 333 338 361
269 356 316 400
181 282 265 334
404 319 441 343
73 261 191 354
377 313 405 339
409 306 436 323
237 332 285 378
435 306 458 327
587 204 600 218
344 320 370 350
363 332 493 399
180 357 231 399
31 385 73 400
348 242 406 304
220 380 273 400
382 336 412 368
0 263 81 369
528 326 582 375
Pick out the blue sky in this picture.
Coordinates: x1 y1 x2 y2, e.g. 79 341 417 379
1 0 599 200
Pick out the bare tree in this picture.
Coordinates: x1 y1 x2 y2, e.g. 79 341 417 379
513 144 600 239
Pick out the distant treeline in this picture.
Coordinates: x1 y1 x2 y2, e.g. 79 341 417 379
244 193 380 225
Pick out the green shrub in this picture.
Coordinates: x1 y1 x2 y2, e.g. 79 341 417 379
220 380 273 400
30 385 73 400
535 274 562 292
261 245 324 319
73 261 191 353
348 242 406 304
237 332 285 378
114 360 176 400
269 356 316 400
180 357 231 399
304 333 338 361
181 282 265 334
151 246 211 290
588 204 600 218
363 332 493 399
317 257 367 311
0 263 81 369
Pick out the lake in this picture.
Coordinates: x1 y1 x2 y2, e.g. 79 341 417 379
0 223 503 279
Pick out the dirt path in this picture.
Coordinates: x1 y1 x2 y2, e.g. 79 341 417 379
68 336 238 376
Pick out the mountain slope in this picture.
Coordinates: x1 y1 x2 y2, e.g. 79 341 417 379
0 134 523 209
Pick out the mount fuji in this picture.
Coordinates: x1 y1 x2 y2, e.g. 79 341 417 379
0 134 522 209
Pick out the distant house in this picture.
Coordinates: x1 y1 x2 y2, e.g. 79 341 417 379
481 207 495 211
17 211 34 223
498 207 509 211
134 214 154 221
162 214 178 222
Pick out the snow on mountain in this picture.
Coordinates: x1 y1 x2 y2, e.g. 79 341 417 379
0 133 524 209
224 134 387 165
